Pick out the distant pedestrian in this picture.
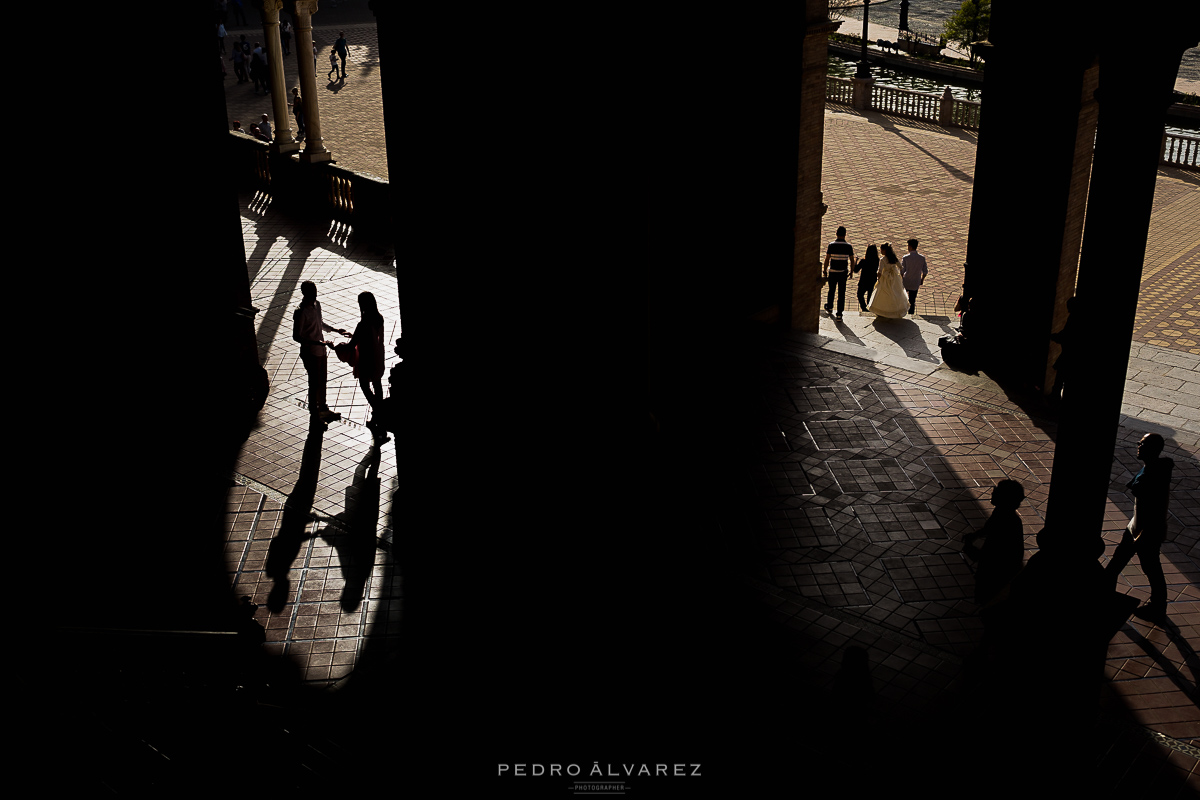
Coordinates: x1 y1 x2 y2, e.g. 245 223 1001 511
313 42 318 71
231 44 247 82
854 244 880 312
293 281 342 424
217 22 227 54
258 114 272 141
334 31 348 79
231 0 247 25
1106 433 1173 620
249 123 270 143
823 226 856 319
336 292 388 442
251 42 269 93
327 49 339 81
289 88 305 138
280 19 292 55
901 238 927 315
231 120 245 133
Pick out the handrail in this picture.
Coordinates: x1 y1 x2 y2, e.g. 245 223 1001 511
1162 131 1200 171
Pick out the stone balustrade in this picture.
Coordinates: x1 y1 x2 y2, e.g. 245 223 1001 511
827 76 981 130
227 131 391 237
1162 130 1200 170
827 77 1197 172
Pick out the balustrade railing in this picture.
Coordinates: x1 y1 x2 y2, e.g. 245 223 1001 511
1162 131 1199 171
873 84 940 122
227 132 391 237
827 76 853 106
825 77 981 131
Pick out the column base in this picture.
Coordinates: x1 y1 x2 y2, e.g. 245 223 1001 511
300 150 333 164
272 141 302 155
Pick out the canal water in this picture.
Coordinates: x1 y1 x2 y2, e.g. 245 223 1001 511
834 0 1200 93
827 54 982 102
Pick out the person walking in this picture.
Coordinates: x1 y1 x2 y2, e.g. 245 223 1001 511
963 480 1026 608
854 244 880 313
335 292 388 442
901 238 928 316
251 42 270 94
232 36 248 82
867 242 908 318
327 49 340 81
217 22 227 55
334 31 349 79
280 19 292 55
293 281 342 424
288 87 305 138
1106 433 1174 620
823 226 856 319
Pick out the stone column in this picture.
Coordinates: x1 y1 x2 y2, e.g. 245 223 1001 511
851 76 874 111
260 0 300 153
293 0 332 163
791 14 842 331
962 1 1098 390
1044 33 1197 540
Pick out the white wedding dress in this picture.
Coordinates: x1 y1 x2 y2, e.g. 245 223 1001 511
868 258 908 318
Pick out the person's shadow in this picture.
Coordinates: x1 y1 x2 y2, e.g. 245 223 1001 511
870 316 938 362
265 417 325 613
314 442 383 612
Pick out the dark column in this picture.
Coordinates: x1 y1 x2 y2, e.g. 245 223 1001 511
963 3 1098 389
1044 25 1200 540
792 11 843 331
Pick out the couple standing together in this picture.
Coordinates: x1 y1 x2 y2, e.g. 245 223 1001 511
293 281 389 442
823 226 927 319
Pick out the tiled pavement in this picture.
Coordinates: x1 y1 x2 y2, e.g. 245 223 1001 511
217 24 1200 794
820 108 1200 355
727 317 1200 794
225 187 1200 793
226 193 400 685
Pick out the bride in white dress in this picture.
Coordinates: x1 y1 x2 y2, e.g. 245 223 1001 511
868 242 909 318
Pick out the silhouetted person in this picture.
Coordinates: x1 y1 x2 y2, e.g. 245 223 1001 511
1049 297 1076 402
1106 433 1173 620
334 31 349 79
823 225 856 318
336 292 387 443
293 281 341 424
854 243 880 312
963 480 1026 608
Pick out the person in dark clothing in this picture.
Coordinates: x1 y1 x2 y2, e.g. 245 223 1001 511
854 244 880 312
335 292 388 443
823 226 856 319
964 479 1026 607
334 31 349 79
1106 433 1174 619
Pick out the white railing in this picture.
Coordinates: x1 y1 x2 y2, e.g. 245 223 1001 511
825 78 981 131
826 76 853 106
1162 131 1200 171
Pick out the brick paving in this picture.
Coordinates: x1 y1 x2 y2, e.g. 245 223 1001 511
216 21 1200 793
820 106 1200 355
